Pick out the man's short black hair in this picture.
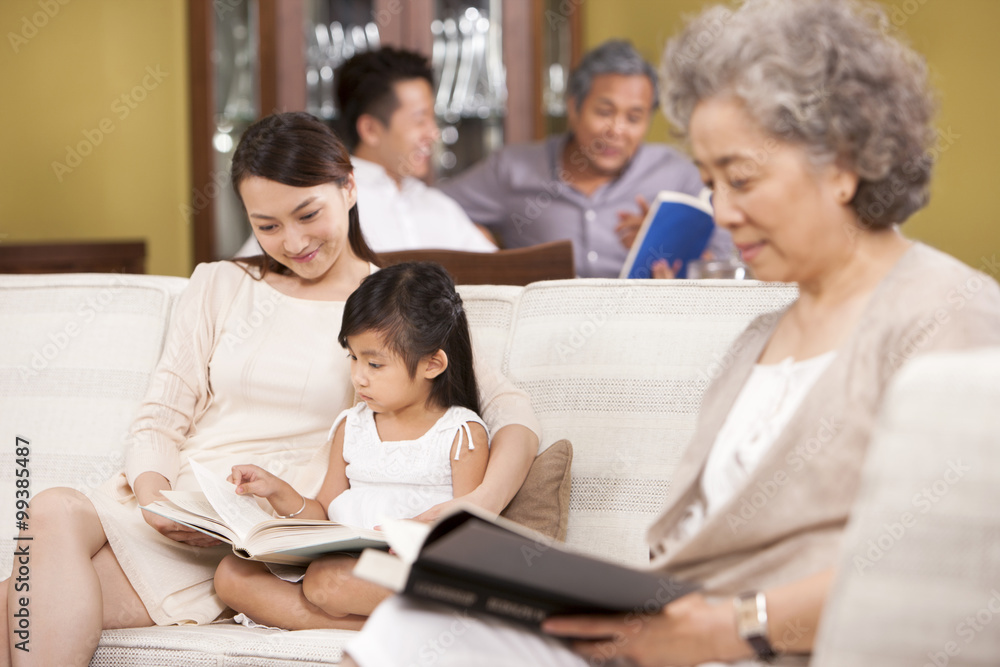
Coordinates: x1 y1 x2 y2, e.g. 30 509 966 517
335 47 435 151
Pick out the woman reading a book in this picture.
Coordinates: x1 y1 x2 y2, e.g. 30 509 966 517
342 1 1000 666
212 262 490 629
0 114 539 667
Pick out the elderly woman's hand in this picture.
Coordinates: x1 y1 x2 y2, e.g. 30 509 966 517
541 592 750 667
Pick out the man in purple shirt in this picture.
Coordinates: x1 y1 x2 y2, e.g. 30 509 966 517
439 40 732 278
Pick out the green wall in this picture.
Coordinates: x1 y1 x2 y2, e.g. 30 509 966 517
0 0 191 276
583 0 1000 273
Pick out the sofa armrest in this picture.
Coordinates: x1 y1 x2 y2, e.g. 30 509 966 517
813 347 1000 666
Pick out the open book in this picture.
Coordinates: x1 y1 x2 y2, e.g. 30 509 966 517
140 459 386 566
619 189 716 279
353 506 697 627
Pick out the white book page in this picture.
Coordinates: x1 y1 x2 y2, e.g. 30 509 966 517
160 491 224 522
189 459 274 541
380 519 433 564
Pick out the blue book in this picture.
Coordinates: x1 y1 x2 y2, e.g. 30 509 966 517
619 190 715 279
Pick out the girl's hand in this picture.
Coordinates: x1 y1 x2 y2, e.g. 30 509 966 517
228 464 301 516
541 592 750 667
228 464 282 498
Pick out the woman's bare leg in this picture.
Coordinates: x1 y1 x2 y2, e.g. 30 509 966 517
302 555 391 618
8 488 153 667
214 555 366 631
1 578 10 667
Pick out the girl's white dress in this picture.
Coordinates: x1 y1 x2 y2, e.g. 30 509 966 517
327 403 488 530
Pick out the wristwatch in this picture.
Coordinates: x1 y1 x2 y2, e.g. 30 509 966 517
734 591 777 662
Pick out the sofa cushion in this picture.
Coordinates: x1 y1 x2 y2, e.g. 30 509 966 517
500 439 573 541
93 623 356 666
0 273 188 574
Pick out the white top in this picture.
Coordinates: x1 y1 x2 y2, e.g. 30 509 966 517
671 352 836 543
352 157 496 253
326 402 488 530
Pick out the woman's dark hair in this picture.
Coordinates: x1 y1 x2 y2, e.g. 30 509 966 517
339 262 480 415
230 111 378 278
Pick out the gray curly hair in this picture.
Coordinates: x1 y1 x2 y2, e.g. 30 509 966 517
661 0 937 229
567 40 659 112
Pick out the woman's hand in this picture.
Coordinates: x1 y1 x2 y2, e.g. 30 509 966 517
541 593 750 667
133 471 222 547
141 507 224 547
414 424 538 522
411 490 493 523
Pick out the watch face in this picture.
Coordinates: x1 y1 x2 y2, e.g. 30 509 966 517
735 595 765 637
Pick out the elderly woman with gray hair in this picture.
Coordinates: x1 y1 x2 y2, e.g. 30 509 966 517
343 1 1000 665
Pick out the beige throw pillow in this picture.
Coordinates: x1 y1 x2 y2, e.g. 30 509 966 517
500 439 573 541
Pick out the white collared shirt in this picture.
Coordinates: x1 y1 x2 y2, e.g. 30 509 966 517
352 157 496 253
234 157 496 258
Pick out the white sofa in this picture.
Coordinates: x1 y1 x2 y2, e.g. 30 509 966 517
4 272 995 665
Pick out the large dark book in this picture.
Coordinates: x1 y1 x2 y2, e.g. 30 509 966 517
353 506 697 627
619 190 716 279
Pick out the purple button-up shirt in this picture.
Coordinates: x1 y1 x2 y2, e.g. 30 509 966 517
439 134 732 278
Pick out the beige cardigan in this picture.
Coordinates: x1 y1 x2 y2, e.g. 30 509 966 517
649 244 1000 600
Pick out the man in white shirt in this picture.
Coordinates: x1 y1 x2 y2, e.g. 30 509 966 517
337 47 495 253
237 48 494 258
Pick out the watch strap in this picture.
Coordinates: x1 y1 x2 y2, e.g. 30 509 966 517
734 592 777 662
746 634 777 662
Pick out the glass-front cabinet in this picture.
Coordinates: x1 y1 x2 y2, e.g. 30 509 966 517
188 0 580 264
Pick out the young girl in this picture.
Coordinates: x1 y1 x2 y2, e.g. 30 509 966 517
213 261 490 630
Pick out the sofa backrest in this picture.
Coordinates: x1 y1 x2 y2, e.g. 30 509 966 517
0 273 797 575
0 273 188 572
460 279 798 565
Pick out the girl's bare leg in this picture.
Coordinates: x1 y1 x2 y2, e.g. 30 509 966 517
214 555 366 631
302 555 391 618
8 488 153 667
